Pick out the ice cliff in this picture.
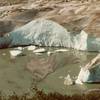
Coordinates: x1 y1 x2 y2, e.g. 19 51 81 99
0 19 100 51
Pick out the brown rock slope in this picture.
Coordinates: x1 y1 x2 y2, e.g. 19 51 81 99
1 0 100 34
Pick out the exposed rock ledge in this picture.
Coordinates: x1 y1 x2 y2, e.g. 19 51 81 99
0 19 100 51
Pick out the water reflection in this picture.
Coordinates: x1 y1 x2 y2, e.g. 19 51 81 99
0 47 99 95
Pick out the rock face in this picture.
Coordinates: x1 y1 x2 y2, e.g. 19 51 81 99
0 20 15 36
76 54 100 84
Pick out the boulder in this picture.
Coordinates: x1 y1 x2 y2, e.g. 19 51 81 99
76 54 100 84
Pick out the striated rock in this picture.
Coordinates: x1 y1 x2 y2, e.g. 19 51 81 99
84 13 100 37
74 5 87 14
0 20 15 36
0 0 26 6
76 54 100 84
7 8 38 25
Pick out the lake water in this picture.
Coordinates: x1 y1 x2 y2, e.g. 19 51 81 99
37 49 100 95
0 47 100 96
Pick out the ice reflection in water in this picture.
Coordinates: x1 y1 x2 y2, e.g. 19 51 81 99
0 47 99 95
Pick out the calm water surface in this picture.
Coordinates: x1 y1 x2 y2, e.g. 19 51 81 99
0 47 100 95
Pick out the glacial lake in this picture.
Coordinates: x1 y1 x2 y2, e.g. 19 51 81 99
0 47 100 96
